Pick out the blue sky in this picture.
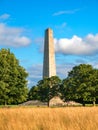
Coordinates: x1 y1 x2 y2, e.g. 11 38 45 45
0 0 98 87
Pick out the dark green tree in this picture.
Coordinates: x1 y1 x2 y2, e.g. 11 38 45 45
38 76 61 106
28 86 40 100
29 76 61 106
0 48 28 105
48 76 62 99
37 78 49 102
61 78 74 101
62 64 98 106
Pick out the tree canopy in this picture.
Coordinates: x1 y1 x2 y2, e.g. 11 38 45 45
0 48 28 105
62 64 98 106
29 64 98 106
28 76 62 104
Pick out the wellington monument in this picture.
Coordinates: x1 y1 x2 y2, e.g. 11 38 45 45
43 28 56 78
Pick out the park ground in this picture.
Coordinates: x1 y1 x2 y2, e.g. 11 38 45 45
0 106 98 130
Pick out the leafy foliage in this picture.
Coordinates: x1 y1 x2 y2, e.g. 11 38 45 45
28 76 61 102
62 64 98 105
0 48 28 105
29 64 98 106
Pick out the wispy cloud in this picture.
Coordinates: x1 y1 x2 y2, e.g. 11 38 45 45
27 63 73 87
53 8 80 16
0 23 31 47
27 64 43 87
54 34 98 55
55 22 67 29
27 63 77 87
56 63 75 79
34 37 44 44
27 58 98 87
0 13 10 20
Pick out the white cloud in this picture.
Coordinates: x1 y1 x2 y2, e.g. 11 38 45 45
56 64 74 79
27 61 98 87
27 63 75 87
53 9 80 16
0 23 31 47
27 64 43 87
0 14 10 20
54 34 98 55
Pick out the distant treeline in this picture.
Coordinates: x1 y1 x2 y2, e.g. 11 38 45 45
29 64 98 106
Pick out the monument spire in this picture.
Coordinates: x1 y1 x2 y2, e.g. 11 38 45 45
43 28 56 78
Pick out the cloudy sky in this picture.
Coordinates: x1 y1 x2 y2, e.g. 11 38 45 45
0 0 98 87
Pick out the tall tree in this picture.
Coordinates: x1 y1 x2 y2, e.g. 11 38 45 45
29 76 61 105
28 86 40 100
63 64 98 106
38 76 61 106
0 48 28 105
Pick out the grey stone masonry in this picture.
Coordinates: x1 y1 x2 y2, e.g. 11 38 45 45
43 28 56 78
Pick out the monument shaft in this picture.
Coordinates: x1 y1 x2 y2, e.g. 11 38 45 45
43 28 56 78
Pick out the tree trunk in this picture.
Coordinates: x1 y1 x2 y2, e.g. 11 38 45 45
5 100 6 106
48 100 50 107
93 97 96 106
83 101 85 106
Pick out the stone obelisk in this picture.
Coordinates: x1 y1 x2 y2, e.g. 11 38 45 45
43 28 56 78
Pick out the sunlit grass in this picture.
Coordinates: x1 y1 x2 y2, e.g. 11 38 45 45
0 107 98 130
